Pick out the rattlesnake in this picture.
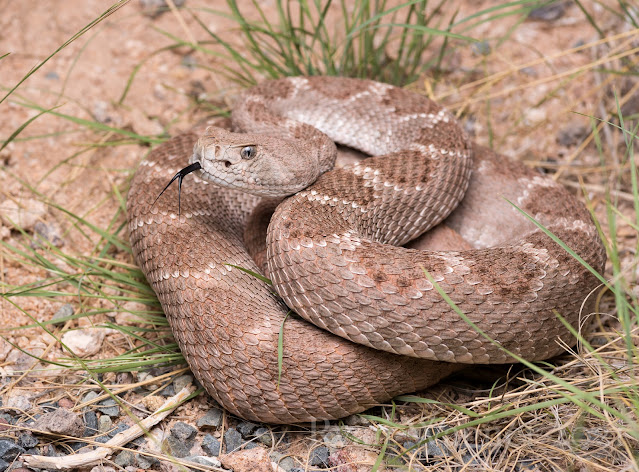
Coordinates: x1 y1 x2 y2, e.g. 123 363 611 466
127 77 606 423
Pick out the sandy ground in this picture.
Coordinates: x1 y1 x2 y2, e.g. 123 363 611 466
0 0 636 470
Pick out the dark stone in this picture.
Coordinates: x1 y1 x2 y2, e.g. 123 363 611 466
164 435 194 458
310 446 330 467
223 428 243 453
557 124 588 147
160 384 175 397
114 450 135 467
196 408 223 428
83 411 98 437
97 398 119 417
471 41 491 56
0 459 8 471
70 441 89 451
528 1 567 21
254 427 273 447
52 304 74 324
40 401 58 411
0 414 13 425
170 421 197 441
136 452 160 469
236 421 258 437
201 434 220 456
126 435 146 448
0 440 24 461
17 433 37 449
95 423 129 444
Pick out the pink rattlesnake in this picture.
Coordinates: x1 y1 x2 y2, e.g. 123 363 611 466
127 77 605 423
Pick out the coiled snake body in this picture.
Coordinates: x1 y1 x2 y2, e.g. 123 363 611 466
127 77 605 423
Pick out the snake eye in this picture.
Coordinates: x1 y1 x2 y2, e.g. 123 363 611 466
241 146 257 160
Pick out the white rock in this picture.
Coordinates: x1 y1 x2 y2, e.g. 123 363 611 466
61 328 105 357
0 198 47 231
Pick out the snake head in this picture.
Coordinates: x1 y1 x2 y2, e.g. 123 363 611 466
190 127 322 197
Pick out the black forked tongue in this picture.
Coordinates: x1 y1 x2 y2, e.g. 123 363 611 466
153 161 202 217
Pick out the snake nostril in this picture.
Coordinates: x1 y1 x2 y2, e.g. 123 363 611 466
224 161 232 168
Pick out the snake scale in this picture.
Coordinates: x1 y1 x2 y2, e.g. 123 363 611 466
127 77 606 423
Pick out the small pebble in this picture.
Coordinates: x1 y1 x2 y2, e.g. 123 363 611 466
181 55 197 69
201 434 221 456
185 455 222 468
70 440 89 451
140 0 185 18
61 328 106 357
116 372 134 385
58 397 74 409
224 428 243 453
236 421 257 437
310 446 330 467
253 427 273 447
164 435 193 458
84 411 99 437
0 439 25 461
0 418 11 432
45 71 60 80
32 408 84 437
97 398 120 417
471 40 491 56
0 198 47 232
159 384 175 397
6 394 32 413
17 432 38 449
96 422 129 444
82 391 99 404
173 374 193 393
32 221 64 248
135 452 160 469
271 451 296 472
528 1 567 21
114 450 135 468
197 408 223 428
98 414 112 433
557 124 588 147
170 421 197 441
52 304 74 324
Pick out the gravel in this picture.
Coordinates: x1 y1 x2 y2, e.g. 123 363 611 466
17 433 37 449
51 303 74 324
32 408 84 437
170 421 197 441
0 440 24 462
114 450 135 468
173 374 193 393
236 421 258 437
310 446 330 467
201 434 221 456
97 398 119 417
83 411 99 437
196 408 223 428
253 427 273 447
271 451 296 472
185 455 222 468
223 428 243 453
